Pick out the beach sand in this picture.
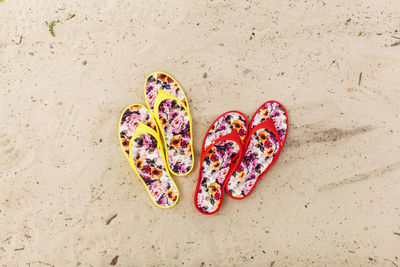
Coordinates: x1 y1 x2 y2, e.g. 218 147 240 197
1 0 400 266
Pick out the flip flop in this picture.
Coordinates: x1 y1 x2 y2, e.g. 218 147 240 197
226 100 288 199
119 104 179 208
144 72 194 176
194 111 248 214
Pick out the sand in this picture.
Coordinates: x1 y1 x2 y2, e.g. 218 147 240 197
1 0 400 266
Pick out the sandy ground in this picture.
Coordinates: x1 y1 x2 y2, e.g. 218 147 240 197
1 0 400 266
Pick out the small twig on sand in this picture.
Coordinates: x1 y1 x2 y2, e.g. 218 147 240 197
358 72 362 85
2 237 11 243
394 232 400 236
110 255 119 265
90 191 105 202
49 21 56 37
38 261 55 267
106 214 118 225
384 258 399 267
391 41 400 47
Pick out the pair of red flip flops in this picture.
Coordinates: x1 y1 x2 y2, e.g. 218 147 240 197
194 101 289 215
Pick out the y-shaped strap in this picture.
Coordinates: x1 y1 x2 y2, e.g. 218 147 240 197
152 90 190 120
129 122 164 166
245 117 282 150
201 130 244 177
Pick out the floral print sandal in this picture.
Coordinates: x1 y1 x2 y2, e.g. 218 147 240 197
144 72 194 176
195 111 248 215
226 101 288 199
119 104 179 208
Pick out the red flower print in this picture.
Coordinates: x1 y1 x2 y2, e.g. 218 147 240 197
237 165 244 172
181 140 188 148
143 165 151 174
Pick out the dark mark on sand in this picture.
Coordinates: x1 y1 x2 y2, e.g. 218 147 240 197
49 21 56 37
110 255 119 265
319 160 400 192
288 125 374 149
358 72 362 85
38 261 55 267
2 237 11 242
106 214 118 225
384 258 399 267
90 191 105 202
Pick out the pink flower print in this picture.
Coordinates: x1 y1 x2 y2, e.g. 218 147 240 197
159 99 173 115
197 192 205 207
146 85 158 107
216 168 229 184
170 113 188 134
216 123 227 132
242 179 255 195
271 109 281 118
158 196 167 206
122 113 140 136
248 172 257 181
149 183 163 201
159 104 170 115
142 135 155 150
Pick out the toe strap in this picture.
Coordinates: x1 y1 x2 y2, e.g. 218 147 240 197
202 130 244 163
246 117 282 148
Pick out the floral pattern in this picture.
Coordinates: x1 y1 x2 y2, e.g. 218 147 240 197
227 101 288 198
119 104 178 207
195 112 248 214
131 134 178 207
119 104 157 156
158 99 193 175
145 73 187 112
251 101 287 143
196 141 240 213
204 112 248 149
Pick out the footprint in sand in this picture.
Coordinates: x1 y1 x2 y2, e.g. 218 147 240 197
0 125 35 172
53 102 77 139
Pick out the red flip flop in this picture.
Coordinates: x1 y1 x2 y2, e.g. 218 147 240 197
226 101 288 199
194 111 248 215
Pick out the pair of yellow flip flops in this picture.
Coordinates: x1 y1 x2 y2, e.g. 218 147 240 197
118 72 194 208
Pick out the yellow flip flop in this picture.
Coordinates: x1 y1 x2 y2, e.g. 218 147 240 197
144 72 194 176
118 104 179 208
